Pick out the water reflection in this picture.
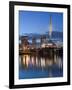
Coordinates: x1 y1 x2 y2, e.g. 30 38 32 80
19 53 63 79
20 54 62 69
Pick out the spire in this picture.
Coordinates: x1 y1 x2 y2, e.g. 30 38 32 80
49 15 52 39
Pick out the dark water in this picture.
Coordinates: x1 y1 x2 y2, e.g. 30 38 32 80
19 52 63 79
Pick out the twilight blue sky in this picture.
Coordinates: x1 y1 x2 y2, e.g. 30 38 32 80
19 11 63 36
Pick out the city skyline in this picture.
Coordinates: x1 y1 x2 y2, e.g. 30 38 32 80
19 11 63 36
19 10 63 79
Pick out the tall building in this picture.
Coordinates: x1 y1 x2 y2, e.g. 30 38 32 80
49 15 52 40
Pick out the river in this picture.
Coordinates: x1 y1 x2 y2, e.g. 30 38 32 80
19 50 63 79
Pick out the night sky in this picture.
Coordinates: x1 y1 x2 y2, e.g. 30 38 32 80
19 11 63 35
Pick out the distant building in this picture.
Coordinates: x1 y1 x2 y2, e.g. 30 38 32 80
20 36 29 50
40 35 46 44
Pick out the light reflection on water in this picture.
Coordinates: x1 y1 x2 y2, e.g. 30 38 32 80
19 54 63 69
19 53 63 79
